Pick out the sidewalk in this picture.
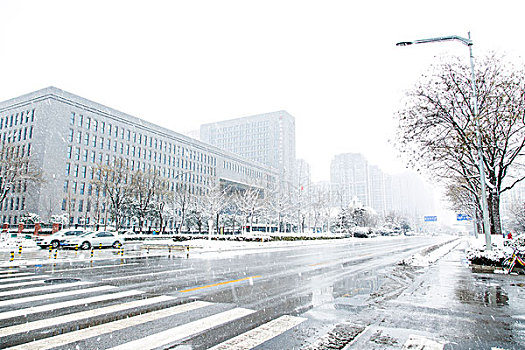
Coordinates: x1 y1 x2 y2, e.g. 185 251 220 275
346 239 525 349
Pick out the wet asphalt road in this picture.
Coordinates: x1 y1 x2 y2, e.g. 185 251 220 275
1 236 523 349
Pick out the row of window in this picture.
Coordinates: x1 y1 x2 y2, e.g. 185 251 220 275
67 129 217 171
2 126 34 143
65 160 212 188
70 113 217 166
0 197 26 212
223 160 263 179
0 109 35 130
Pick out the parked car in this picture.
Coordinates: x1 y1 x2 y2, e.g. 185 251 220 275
35 229 91 249
62 231 122 250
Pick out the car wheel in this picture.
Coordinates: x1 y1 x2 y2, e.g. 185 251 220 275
80 241 91 250
112 241 121 249
51 240 60 249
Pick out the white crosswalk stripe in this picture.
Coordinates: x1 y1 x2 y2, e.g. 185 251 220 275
108 307 256 350
0 270 307 349
0 289 143 320
0 285 116 307
209 315 307 349
0 295 175 338
50 262 139 273
8 300 212 350
0 281 91 297
0 274 50 283
0 271 27 276
0 280 45 289
102 267 193 281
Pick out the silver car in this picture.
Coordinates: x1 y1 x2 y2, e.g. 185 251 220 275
35 229 91 249
62 231 122 250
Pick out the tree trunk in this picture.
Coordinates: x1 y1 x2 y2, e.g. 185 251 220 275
488 192 502 236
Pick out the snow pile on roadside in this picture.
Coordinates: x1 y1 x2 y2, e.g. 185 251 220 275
0 236 37 250
465 234 518 267
400 238 460 267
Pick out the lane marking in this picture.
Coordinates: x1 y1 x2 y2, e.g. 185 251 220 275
8 300 211 350
0 281 92 297
0 275 50 283
0 285 116 307
0 280 45 289
0 289 144 320
0 271 27 276
50 262 140 273
179 275 262 293
209 315 307 349
285 253 319 258
0 295 176 338
102 268 193 281
108 307 255 350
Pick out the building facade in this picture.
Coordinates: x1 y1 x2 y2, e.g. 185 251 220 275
330 153 371 208
0 87 278 226
200 110 296 192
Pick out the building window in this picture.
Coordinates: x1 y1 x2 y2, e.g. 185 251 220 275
81 166 87 178
68 129 74 142
82 149 88 162
63 180 69 192
62 199 66 211
84 133 89 146
94 120 98 132
78 200 83 212
65 163 71 176
90 151 96 163
77 115 83 127
75 147 80 160
92 135 97 147
67 146 72 159
76 131 82 143
70 113 75 125
80 183 85 195
29 126 33 139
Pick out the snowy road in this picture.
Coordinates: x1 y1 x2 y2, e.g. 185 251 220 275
1 236 521 349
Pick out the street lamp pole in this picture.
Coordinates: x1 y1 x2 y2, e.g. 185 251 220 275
396 33 492 250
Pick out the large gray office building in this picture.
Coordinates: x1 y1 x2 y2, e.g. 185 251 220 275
0 87 278 226
200 110 296 192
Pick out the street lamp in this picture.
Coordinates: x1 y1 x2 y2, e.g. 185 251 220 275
396 33 492 250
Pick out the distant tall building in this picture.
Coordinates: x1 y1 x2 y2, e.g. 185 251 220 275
387 172 435 221
296 159 311 191
369 165 387 215
330 153 370 208
200 111 296 191
330 152 434 222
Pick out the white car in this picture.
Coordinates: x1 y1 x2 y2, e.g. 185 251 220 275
62 231 122 250
35 229 91 249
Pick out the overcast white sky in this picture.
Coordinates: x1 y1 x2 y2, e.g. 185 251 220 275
1 0 524 187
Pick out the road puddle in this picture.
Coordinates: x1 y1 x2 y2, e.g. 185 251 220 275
456 284 509 307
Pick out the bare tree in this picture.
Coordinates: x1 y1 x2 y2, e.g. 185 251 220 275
232 187 265 234
197 182 231 236
92 158 133 230
396 54 525 236
129 169 163 232
0 143 42 209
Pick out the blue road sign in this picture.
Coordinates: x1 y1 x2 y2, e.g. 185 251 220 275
424 216 437 222
456 214 472 221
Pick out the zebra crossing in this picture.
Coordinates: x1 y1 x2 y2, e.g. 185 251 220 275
0 265 307 349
